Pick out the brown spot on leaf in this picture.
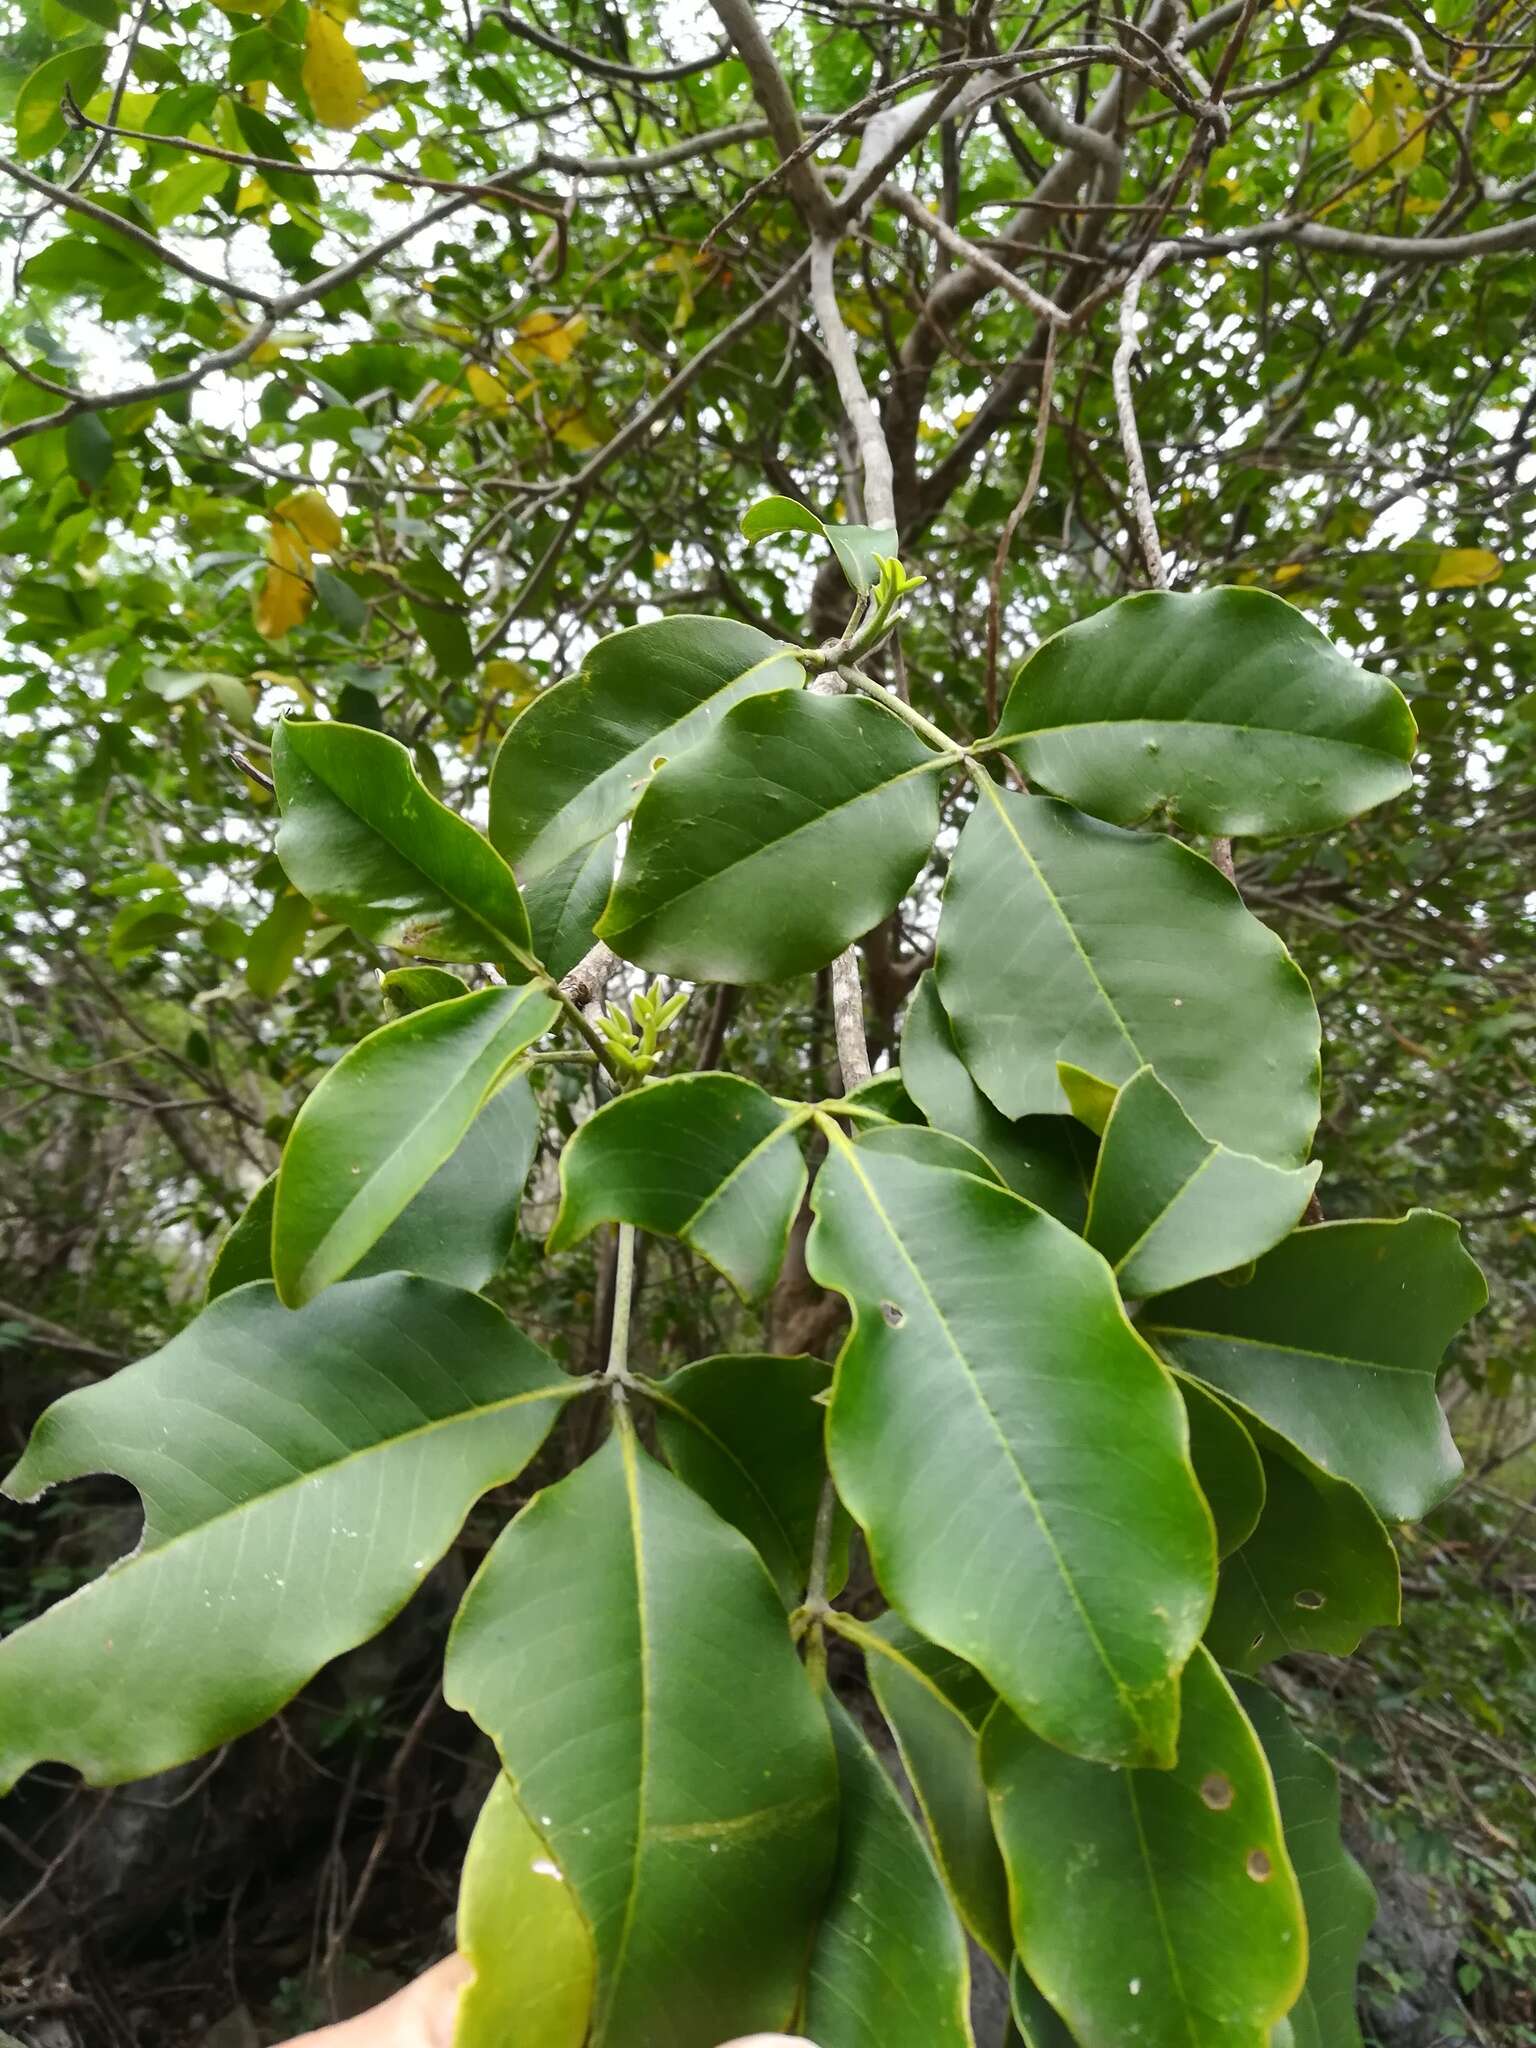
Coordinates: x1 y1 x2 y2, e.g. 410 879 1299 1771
1246 1848 1273 1882
1293 1588 1325 1609
1200 1772 1234 1811
881 1301 906 1328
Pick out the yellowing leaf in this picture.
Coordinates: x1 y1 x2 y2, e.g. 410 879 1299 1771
653 551 672 570
255 522 314 639
1429 548 1501 591
484 659 539 712
236 178 272 216
552 409 602 451
514 311 588 365
466 365 509 412
302 7 369 130
1346 69 1425 176
276 489 342 553
1273 563 1305 584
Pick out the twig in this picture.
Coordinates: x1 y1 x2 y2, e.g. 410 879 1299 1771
1111 239 1174 589
984 323 1059 727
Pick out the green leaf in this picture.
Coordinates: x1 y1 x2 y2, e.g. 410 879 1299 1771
1181 1376 1266 1560
993 587 1417 837
0 1277 572 1790
1011 1960 1079 2048
857 1614 1012 1966
489 617 803 883
825 522 899 593
739 493 897 591
1207 1413 1400 1672
273 983 556 1307
598 691 943 983
379 965 468 1016
653 1352 846 1607
444 1424 838 2048
273 720 533 967
314 564 368 634
64 411 113 488
524 832 615 979
1085 1067 1320 1296
245 887 311 999
935 786 1320 1165
14 45 108 159
803 1696 974 2048
741 493 825 541
807 1133 1214 1766
1143 1212 1485 1519
1234 1683 1377 2048
901 972 1091 1226
207 1077 538 1303
408 595 475 678
454 1777 594 2048
984 1647 1307 2048
547 1072 807 1301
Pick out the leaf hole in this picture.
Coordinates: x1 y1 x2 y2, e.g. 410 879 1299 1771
1246 1849 1273 1883
1249 1630 1265 1650
1293 1587 1326 1610
1200 1772 1234 1811
880 1300 906 1328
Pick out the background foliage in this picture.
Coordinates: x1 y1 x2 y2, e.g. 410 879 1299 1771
1 0 1533 2041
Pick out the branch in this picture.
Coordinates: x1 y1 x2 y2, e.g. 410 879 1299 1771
492 13 732 85
880 180 1071 326
1111 241 1174 589
708 0 837 232
830 949 872 1092
809 237 896 529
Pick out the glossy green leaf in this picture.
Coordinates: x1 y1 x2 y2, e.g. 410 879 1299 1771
808 1134 1215 1766
1010 1960 1079 2048
1235 1683 1377 2048
454 1777 594 2048
901 973 1091 1227
993 587 1417 837
208 1078 538 1303
444 1424 838 2048
1181 1376 1267 1560
14 45 108 159
489 617 803 882
803 1696 974 2048
984 1647 1307 2048
65 412 113 488
273 720 532 967
598 691 944 983
855 1118 1003 1179
1208 1417 1400 1672
740 493 897 592
0 1277 572 1790
548 1072 807 1301
857 1614 1012 1966
935 786 1320 1165
524 832 615 979
245 887 312 998
1085 1067 1320 1296
1144 1212 1486 1519
653 1352 846 1607
378 965 468 1016
273 984 556 1307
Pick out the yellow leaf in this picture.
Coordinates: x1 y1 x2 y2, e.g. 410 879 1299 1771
1347 69 1425 177
515 310 588 365
1489 110 1512 133
302 7 369 131
276 488 342 553
254 523 314 639
652 551 672 570
466 365 509 412
1273 563 1305 584
1429 548 1501 590
236 177 272 215
483 659 539 712
552 409 602 451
